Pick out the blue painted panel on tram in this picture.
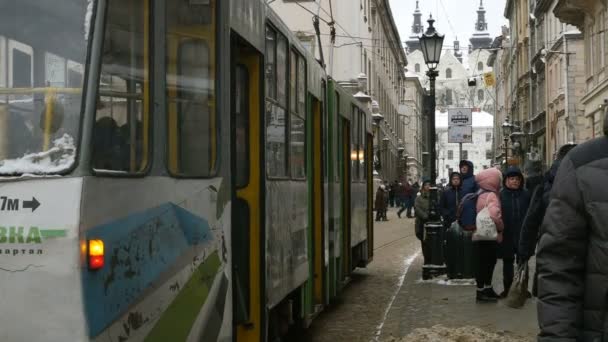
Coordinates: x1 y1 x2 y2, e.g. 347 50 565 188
82 203 213 337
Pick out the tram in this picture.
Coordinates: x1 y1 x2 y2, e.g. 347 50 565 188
0 0 373 341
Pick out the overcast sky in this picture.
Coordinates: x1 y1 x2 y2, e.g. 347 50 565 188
389 0 508 53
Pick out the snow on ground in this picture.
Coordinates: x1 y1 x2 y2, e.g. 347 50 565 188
416 275 476 286
385 325 530 342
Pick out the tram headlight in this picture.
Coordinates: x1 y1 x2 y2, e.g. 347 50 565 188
88 239 105 270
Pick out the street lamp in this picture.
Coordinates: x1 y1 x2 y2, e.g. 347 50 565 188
501 117 514 167
418 14 445 279
419 14 444 191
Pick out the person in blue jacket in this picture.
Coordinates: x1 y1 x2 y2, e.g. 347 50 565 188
457 160 479 230
499 166 531 297
459 160 479 195
440 172 463 227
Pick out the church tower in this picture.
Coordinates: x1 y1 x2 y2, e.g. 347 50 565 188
405 1 424 53
469 0 492 50
454 38 463 63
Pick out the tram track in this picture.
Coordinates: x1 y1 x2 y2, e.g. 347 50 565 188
373 231 416 253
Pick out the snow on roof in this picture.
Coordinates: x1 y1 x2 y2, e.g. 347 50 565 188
435 109 494 128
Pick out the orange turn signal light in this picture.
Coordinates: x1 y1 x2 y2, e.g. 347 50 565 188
88 239 104 270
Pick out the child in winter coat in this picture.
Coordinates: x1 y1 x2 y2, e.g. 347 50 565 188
467 168 504 302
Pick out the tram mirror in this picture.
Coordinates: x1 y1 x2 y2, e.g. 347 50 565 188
39 101 65 134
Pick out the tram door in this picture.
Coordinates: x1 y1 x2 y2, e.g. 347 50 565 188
311 95 325 307
231 36 264 342
341 118 351 282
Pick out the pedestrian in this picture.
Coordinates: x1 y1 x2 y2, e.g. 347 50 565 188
397 181 412 218
389 180 398 207
459 160 479 196
414 179 432 259
408 181 420 218
498 166 530 297
459 167 504 302
375 184 387 222
440 172 463 227
517 145 576 299
536 127 608 340
518 144 576 263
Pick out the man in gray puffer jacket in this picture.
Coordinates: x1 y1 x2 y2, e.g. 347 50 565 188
536 116 608 341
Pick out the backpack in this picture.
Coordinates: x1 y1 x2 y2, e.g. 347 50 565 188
456 189 487 231
473 194 498 241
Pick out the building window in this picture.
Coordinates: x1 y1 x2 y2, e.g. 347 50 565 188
446 89 453 105
486 132 492 142
478 61 483 71
486 150 492 160
445 68 452 79
415 63 420 73
447 150 453 160
478 89 484 101
462 150 468 160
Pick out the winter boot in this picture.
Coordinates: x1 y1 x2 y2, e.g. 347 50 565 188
476 288 498 303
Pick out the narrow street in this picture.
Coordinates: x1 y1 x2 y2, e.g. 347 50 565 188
298 208 539 342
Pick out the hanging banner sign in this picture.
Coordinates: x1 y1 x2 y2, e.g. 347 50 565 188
484 72 496 87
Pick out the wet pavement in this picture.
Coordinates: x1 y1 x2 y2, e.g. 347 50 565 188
297 208 539 342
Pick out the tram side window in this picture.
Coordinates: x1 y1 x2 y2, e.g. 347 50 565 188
265 26 288 178
167 0 217 177
13 49 32 87
290 50 306 180
359 111 367 180
93 0 150 173
334 91 340 183
350 106 358 181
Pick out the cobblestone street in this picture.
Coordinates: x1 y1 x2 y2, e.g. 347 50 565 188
297 208 539 342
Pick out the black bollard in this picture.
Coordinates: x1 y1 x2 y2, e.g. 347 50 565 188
422 221 446 280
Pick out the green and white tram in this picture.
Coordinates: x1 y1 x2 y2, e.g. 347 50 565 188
0 0 374 341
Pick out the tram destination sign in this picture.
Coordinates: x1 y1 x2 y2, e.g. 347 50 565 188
448 108 472 127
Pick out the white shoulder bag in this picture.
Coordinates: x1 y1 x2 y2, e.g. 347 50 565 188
472 194 498 241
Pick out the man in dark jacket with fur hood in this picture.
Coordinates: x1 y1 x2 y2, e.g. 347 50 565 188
440 172 463 226
536 117 608 341
458 160 479 230
499 166 530 297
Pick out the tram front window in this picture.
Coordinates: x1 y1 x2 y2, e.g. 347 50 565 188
0 0 91 175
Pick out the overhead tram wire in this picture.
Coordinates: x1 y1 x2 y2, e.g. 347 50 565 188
293 2 331 24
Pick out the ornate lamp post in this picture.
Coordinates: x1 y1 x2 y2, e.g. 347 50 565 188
418 15 445 279
501 117 514 168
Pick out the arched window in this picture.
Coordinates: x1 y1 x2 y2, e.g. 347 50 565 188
477 62 483 71
445 68 452 79
415 63 420 73
478 89 484 101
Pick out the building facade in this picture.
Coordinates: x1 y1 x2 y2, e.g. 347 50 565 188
406 1 496 115
269 0 412 182
400 73 426 183
553 0 608 141
491 0 591 168
487 28 509 165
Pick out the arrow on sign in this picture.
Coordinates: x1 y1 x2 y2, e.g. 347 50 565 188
23 197 40 212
